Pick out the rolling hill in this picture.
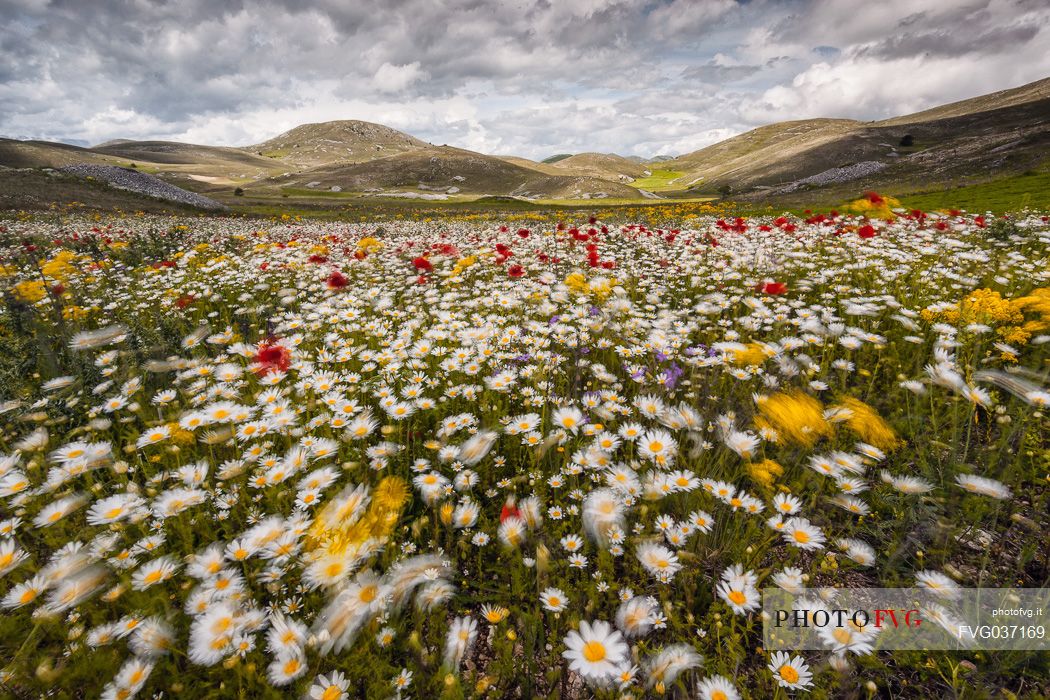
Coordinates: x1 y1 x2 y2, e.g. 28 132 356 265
1 76 1047 210
246 120 430 168
0 138 123 169
665 77 1050 198
264 146 642 200
547 153 649 183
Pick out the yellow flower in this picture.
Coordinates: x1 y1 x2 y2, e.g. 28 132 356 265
754 391 832 447
732 342 774 367
564 272 589 295
307 477 409 558
845 193 901 220
356 236 383 254
12 280 46 302
62 305 92 321
747 459 784 489
833 397 901 451
165 422 196 446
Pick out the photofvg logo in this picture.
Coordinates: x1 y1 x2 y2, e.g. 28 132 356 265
763 588 1049 651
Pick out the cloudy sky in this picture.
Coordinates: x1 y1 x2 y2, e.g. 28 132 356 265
2 0 1048 159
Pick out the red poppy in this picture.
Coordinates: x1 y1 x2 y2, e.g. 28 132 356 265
254 342 291 376
308 254 328 264
326 270 349 289
500 500 520 523
175 294 195 309
508 264 525 278
412 256 433 272
858 224 877 239
760 281 787 295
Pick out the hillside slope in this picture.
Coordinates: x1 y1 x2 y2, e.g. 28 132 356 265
664 77 1050 196
548 153 649 182
246 120 429 168
0 139 121 169
267 146 643 199
661 119 863 190
876 77 1050 126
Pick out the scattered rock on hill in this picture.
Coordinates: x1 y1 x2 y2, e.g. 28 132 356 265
60 165 226 210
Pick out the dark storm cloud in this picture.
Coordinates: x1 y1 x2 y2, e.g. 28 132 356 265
0 0 1047 158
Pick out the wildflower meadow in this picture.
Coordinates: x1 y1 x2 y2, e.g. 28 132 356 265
0 198 1047 699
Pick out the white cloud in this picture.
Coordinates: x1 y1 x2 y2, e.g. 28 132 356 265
373 62 428 94
0 0 1046 159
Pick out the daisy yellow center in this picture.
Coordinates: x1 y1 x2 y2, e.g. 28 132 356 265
779 664 799 683
728 590 747 605
833 628 852 644
582 640 606 663
283 658 300 675
794 530 810 543
321 687 342 700
19 589 38 604
548 596 560 607
144 570 163 584
649 441 663 452
712 692 728 700
359 584 378 603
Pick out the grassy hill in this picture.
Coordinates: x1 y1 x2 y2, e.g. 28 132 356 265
262 146 644 200
0 139 123 169
660 119 863 191
664 77 1050 199
246 120 429 168
547 153 649 183
1 77 1047 212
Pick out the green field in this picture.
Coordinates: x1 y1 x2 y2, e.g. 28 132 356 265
629 168 686 191
893 169 1050 212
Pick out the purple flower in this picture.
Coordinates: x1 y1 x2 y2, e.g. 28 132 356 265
662 363 684 390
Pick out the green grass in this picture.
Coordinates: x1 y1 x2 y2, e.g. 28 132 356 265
894 170 1050 213
629 169 686 191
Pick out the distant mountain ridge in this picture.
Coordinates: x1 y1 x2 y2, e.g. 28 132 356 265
1 76 1047 202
